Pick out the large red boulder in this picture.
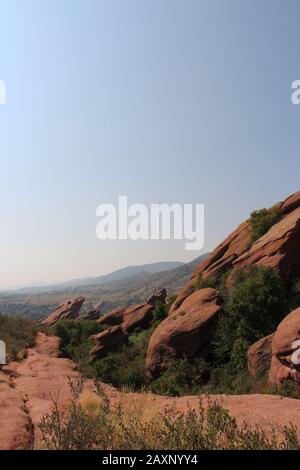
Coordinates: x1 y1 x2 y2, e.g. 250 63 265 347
247 334 273 376
145 288 222 378
90 326 129 360
97 289 168 334
97 303 154 334
269 307 300 385
40 296 85 327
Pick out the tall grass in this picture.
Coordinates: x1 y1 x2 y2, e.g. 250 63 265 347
39 379 299 451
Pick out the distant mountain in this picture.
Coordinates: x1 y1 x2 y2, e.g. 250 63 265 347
0 254 210 319
4 261 185 294
61 261 185 288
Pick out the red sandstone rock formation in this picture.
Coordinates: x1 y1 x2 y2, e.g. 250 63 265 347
145 288 222 378
169 190 300 314
90 325 129 360
247 334 273 376
269 307 300 385
40 296 85 327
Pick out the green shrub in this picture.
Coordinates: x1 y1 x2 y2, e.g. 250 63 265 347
213 267 287 369
51 319 105 374
151 302 168 324
150 356 209 396
249 206 281 245
93 327 153 389
0 314 37 361
193 274 218 291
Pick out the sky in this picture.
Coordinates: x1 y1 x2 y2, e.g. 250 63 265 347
0 0 300 289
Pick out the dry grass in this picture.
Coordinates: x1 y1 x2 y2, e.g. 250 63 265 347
39 379 300 451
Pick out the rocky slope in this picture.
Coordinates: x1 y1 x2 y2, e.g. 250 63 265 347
146 190 300 377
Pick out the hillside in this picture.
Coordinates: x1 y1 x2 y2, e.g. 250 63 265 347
45 189 300 398
2 191 300 450
0 254 209 320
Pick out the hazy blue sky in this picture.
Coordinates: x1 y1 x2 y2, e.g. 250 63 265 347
0 0 299 288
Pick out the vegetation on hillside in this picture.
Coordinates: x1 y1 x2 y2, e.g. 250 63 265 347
0 314 37 361
52 266 300 397
249 205 282 245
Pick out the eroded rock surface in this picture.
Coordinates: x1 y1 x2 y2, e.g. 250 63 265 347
247 334 273 376
269 307 300 385
40 296 85 327
145 288 222 378
90 325 129 360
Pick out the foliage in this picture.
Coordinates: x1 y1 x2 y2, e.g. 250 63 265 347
213 267 287 369
52 267 300 397
51 319 106 374
93 327 153 389
39 379 111 450
0 314 37 361
39 381 300 450
193 274 218 291
249 206 282 245
150 356 209 396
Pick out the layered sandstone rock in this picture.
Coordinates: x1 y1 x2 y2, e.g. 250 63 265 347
169 190 300 317
40 296 85 327
145 288 222 378
247 334 273 376
97 288 168 335
232 207 300 279
281 190 300 214
269 307 300 385
90 325 129 360
168 221 251 314
97 303 154 333
192 220 251 281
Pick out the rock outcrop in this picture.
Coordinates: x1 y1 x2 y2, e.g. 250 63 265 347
247 334 273 376
145 288 222 378
232 207 300 279
147 288 167 306
0 333 86 449
269 307 300 385
0 371 34 450
97 288 168 335
91 289 168 359
90 325 129 360
192 220 251 281
81 302 103 321
97 303 154 334
169 190 300 316
40 296 85 327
